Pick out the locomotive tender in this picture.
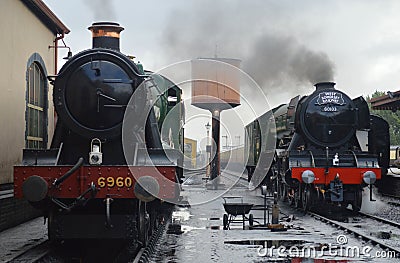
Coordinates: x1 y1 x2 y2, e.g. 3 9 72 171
246 82 389 211
13 22 184 245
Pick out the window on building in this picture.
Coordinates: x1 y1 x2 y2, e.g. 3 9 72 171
26 61 47 149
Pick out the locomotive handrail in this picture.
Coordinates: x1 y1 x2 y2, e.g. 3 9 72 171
347 150 359 167
308 150 315 167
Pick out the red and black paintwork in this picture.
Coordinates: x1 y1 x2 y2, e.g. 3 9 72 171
246 82 390 211
13 22 183 245
14 166 177 200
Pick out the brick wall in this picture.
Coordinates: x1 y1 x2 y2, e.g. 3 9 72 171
0 197 42 232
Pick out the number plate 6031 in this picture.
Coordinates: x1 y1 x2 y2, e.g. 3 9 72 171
97 177 133 188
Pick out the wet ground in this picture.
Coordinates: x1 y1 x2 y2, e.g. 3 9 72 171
1 171 400 262
0 217 47 262
152 171 400 263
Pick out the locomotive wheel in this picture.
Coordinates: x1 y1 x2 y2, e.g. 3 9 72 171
223 214 229 230
138 201 149 246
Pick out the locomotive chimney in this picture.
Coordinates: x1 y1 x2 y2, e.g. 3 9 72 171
314 82 336 91
88 22 124 51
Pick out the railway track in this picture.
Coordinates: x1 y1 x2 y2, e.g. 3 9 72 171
221 170 249 188
5 216 169 263
388 201 400 207
381 192 400 200
275 197 400 258
182 168 206 185
182 168 249 189
357 210 400 229
4 240 52 263
308 211 400 256
378 192 400 208
131 216 169 263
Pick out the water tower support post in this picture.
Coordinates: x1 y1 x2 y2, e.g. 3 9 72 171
210 109 220 181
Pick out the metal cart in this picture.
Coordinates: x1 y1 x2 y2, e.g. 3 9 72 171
222 197 254 230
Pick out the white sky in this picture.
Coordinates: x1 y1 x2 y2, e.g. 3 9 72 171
43 0 400 150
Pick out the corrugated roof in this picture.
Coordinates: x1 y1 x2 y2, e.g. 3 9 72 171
369 90 400 111
21 0 70 35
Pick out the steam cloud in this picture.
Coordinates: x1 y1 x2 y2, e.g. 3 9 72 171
84 0 116 21
160 1 335 93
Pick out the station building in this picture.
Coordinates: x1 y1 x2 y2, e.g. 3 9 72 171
370 91 400 111
0 0 69 231
184 137 197 168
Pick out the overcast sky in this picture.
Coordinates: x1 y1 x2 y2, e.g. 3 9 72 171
43 0 400 149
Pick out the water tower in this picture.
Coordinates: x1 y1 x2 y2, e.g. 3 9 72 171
191 58 241 183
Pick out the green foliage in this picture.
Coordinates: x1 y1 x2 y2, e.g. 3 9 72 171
366 91 400 145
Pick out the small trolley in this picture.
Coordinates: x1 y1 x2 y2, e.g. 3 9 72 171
222 197 254 230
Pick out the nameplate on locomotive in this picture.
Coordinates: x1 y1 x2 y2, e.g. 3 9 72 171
314 92 346 112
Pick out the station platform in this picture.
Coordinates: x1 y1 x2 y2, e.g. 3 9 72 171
154 170 352 262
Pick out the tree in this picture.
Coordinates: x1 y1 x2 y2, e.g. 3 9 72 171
366 91 400 145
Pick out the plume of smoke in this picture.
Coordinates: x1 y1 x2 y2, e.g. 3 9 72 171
84 0 116 21
160 1 335 94
243 34 335 91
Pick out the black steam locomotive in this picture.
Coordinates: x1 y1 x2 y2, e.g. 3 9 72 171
246 82 389 211
14 22 184 247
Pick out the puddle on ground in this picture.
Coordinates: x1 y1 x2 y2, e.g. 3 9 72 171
225 239 309 248
180 225 205 233
198 217 221 221
172 209 192 222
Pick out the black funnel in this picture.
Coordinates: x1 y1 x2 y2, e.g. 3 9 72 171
88 22 124 51
314 82 336 91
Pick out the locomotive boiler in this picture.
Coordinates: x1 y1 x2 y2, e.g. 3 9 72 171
13 22 184 247
246 82 389 211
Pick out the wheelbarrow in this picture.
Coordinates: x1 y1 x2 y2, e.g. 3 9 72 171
222 196 254 230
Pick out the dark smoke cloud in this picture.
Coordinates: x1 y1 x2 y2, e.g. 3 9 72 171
160 1 335 93
243 34 335 89
84 0 116 21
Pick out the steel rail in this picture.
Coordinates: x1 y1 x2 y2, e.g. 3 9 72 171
308 211 400 256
